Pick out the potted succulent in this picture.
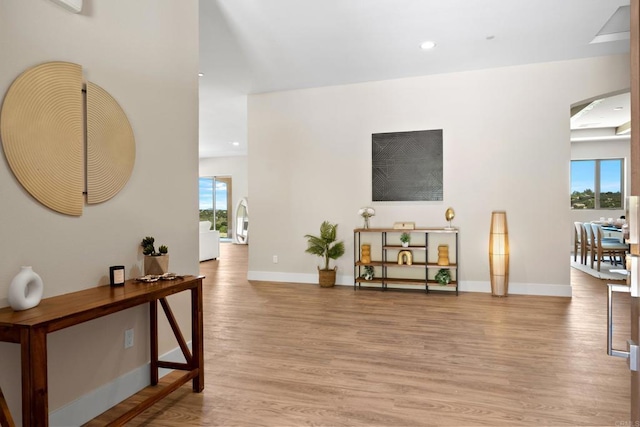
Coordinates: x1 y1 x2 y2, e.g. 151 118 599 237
361 265 374 281
435 269 451 286
304 221 345 287
400 232 411 247
141 236 169 275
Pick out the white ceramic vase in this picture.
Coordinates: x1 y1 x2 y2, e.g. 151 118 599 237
8 266 44 311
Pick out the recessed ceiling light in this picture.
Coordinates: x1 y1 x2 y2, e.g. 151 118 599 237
231 141 240 146
198 72 204 77
486 35 495 40
420 41 436 50
614 106 624 110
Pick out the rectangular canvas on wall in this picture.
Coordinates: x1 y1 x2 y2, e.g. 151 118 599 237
372 129 443 201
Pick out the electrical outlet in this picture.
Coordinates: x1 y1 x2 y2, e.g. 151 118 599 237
273 255 278 263
124 328 134 349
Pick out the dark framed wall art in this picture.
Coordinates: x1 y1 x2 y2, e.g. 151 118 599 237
372 129 443 201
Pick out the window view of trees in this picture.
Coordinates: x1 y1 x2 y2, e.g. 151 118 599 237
571 189 622 209
199 177 230 238
199 209 228 236
570 159 623 209
571 188 594 209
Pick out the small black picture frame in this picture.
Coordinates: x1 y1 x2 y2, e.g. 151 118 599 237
109 265 125 286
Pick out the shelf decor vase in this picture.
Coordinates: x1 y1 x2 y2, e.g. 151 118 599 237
361 244 371 264
397 250 413 265
358 207 375 229
437 244 449 266
144 255 169 275
8 266 44 311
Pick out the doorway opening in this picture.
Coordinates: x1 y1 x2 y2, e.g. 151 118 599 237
569 90 630 280
199 176 233 240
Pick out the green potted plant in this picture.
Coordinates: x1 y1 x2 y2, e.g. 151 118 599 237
435 269 451 286
400 232 411 247
141 236 169 275
361 265 374 281
304 221 345 287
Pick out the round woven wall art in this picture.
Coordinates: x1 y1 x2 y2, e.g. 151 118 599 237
86 81 135 204
0 62 84 216
0 61 135 215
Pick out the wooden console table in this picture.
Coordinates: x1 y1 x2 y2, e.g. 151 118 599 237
0 275 204 427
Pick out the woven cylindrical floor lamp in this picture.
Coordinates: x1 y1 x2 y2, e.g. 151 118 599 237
489 211 509 297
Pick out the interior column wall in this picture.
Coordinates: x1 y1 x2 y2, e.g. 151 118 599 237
0 0 199 423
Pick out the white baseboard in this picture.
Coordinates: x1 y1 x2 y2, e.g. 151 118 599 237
49 344 189 427
507 281 572 297
247 270 355 286
247 271 572 297
459 280 572 297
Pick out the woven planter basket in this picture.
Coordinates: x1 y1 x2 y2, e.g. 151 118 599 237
318 267 337 288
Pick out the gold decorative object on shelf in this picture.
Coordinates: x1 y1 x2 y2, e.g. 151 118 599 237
361 244 371 264
437 244 449 266
397 250 412 265
445 207 455 229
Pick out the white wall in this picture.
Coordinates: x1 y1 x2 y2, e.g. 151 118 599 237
199 155 248 239
247 54 630 296
0 1 199 424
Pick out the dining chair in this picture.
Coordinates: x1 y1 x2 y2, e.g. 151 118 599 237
581 222 593 265
590 223 629 271
574 222 584 263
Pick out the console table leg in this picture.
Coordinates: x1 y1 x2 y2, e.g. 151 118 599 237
150 300 158 386
191 284 204 392
19 329 32 427
0 385 15 427
30 328 47 427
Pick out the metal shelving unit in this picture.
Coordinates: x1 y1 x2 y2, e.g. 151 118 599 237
354 227 459 295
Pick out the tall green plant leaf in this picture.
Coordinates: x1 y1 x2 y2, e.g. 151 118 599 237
304 221 344 270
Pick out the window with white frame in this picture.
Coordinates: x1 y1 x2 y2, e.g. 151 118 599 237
570 159 623 209
199 176 231 237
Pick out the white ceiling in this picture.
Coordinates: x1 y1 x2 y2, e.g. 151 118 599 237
199 0 631 158
571 92 630 129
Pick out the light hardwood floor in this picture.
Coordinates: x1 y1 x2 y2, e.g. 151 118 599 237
87 244 631 426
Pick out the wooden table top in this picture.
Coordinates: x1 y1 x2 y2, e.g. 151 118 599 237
0 275 203 331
